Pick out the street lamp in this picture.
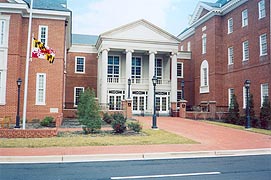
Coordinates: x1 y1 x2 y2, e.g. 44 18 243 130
181 80 185 100
244 80 251 129
152 75 158 129
15 78 22 128
128 78 131 99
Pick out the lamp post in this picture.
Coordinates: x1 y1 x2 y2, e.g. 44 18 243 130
15 78 22 128
128 78 131 99
152 75 158 129
181 80 185 100
244 80 251 129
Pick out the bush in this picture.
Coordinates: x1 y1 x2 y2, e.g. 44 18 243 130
111 113 126 133
127 121 142 133
40 116 54 127
77 89 102 134
226 94 240 124
260 97 271 130
103 113 113 124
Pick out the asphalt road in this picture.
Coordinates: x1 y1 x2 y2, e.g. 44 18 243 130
1 155 270 180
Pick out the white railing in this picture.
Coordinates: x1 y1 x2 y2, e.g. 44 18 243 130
107 77 171 85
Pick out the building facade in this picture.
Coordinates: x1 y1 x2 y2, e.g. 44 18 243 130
178 0 270 115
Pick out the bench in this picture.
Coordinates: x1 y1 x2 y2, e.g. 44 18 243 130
0 116 11 129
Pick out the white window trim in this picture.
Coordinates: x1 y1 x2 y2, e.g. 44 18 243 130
38 25 48 46
187 41 191 51
74 87 84 107
108 55 121 77
0 70 7 105
180 45 184 51
177 62 184 78
228 46 234 65
258 0 266 19
228 88 234 107
242 40 249 61
227 18 233 34
0 15 10 48
202 34 207 54
200 60 209 94
155 57 163 80
131 56 142 83
261 83 269 107
75 56 85 73
242 9 248 27
259 34 267 56
36 73 46 105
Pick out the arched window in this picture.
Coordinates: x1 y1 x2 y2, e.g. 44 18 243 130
200 60 209 93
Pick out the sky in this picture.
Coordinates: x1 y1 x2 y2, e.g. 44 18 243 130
68 0 215 36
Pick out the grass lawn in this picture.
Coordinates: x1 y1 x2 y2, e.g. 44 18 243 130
203 120 271 136
0 129 198 148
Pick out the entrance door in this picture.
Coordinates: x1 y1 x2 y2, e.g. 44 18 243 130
155 92 169 114
132 91 147 114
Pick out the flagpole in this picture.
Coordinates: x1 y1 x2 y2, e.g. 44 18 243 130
22 0 34 129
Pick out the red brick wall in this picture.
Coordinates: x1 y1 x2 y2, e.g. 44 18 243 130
0 129 58 138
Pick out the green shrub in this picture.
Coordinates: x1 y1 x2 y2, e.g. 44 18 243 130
103 113 113 124
226 94 240 125
260 97 271 130
111 113 126 133
127 121 142 133
40 116 54 127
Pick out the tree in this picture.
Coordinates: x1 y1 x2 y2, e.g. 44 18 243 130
249 94 259 128
259 97 271 129
226 94 240 124
77 88 101 133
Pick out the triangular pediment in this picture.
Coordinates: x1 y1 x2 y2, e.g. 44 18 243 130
189 2 214 25
100 19 180 43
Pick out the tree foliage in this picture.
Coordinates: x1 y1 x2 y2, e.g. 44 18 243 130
260 97 271 130
77 88 101 133
226 94 240 124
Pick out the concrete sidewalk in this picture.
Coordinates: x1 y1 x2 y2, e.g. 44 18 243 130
0 117 271 163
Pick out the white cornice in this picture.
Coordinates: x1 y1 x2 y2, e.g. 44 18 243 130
69 44 97 53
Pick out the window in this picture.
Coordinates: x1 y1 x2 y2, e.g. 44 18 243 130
187 41 191 51
108 56 120 82
258 0 266 19
131 57 141 83
228 18 233 34
155 58 163 82
0 16 9 47
0 71 2 103
200 60 209 93
74 87 84 107
0 20 5 46
36 73 46 105
38 25 48 46
261 83 269 106
260 34 267 56
177 62 183 78
228 46 234 65
180 45 184 51
242 9 248 27
228 88 234 107
242 40 249 61
202 34 207 54
75 56 85 73
243 86 248 109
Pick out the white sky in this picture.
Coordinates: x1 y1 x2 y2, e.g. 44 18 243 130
68 0 215 36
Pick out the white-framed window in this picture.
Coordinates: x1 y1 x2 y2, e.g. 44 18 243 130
177 90 183 107
242 40 249 61
228 88 234 107
0 71 2 104
74 87 84 107
0 20 5 46
200 60 209 93
228 18 233 34
75 56 85 73
0 16 10 47
155 58 163 82
228 46 234 65
187 41 191 51
261 83 269 106
202 34 207 54
180 45 184 51
258 0 266 19
132 56 142 84
259 33 267 56
36 73 46 105
242 9 248 27
177 62 184 78
108 55 120 83
38 25 48 46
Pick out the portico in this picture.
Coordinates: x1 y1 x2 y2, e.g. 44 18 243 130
96 19 180 115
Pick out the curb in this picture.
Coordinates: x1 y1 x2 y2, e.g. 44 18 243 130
1 148 271 164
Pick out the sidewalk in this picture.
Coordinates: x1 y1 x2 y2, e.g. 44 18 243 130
0 117 271 163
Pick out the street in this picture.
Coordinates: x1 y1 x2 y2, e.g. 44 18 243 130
1 155 270 180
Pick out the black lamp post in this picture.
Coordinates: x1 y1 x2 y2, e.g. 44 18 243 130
128 78 131 99
181 80 185 100
152 75 158 129
244 80 251 129
15 78 22 128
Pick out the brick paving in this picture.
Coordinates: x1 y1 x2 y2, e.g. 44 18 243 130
0 117 270 156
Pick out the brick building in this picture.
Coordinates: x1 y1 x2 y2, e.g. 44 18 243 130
178 0 270 116
0 0 71 122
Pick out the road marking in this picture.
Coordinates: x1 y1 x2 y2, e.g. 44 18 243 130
111 171 221 179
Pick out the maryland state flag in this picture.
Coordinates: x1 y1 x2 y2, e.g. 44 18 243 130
32 38 55 64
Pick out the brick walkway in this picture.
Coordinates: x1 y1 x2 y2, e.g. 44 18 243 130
0 117 270 156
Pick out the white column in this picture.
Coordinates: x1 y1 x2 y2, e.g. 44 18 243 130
148 51 156 113
100 48 109 109
171 52 178 103
125 49 133 99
